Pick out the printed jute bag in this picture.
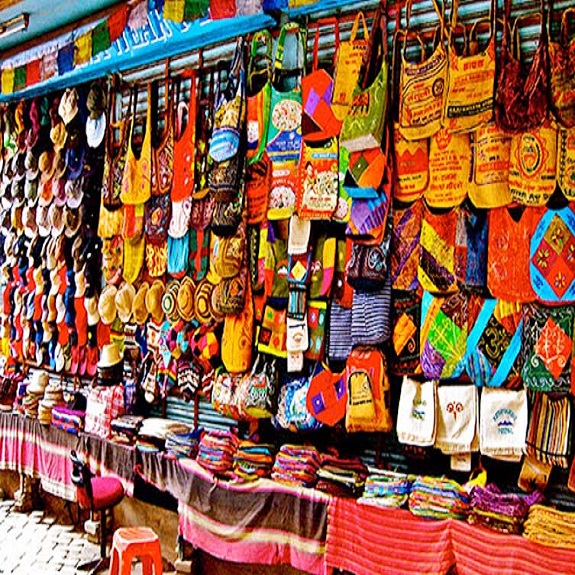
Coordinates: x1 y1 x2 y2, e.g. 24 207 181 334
443 0 496 133
425 128 471 208
508 123 557 206
340 3 388 153
468 122 512 208
393 124 429 201
345 347 393 433
396 377 438 447
548 7 575 128
495 0 550 134
398 0 448 141
557 126 575 200
332 11 369 122
265 23 305 220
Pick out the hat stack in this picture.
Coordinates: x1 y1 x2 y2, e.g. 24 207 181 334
38 380 65 425
23 371 49 419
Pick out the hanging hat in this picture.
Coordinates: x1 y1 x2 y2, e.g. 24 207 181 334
64 206 82 238
86 114 107 149
10 203 24 232
24 176 39 203
52 148 67 179
25 149 39 180
28 370 49 395
65 145 85 180
98 342 123 369
38 151 54 179
115 281 136 324
12 151 26 181
74 266 87 298
50 121 67 151
52 177 67 207
65 177 84 209
58 88 79 125
36 204 51 237
132 281 150 325
162 280 180 324
84 295 100 326
98 284 118 325
23 205 38 239
48 203 65 237
145 279 165 324
177 276 195 322
86 82 106 120
55 293 66 324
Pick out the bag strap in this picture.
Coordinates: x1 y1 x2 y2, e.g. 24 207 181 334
350 11 369 43
247 30 273 94
511 0 548 60
273 22 306 86
311 17 340 72
560 7 575 44
403 0 445 58
357 0 388 91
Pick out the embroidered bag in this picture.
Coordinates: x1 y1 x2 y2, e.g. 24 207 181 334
390 198 422 291
145 192 171 244
214 266 248 316
340 3 388 152
425 128 471 208
211 370 242 420
151 76 174 197
332 11 369 122
238 354 277 419
443 0 496 133
556 127 575 200
345 347 393 433
548 7 575 127
257 303 287 358
468 122 512 208
351 274 392 347
296 136 339 219
209 37 246 164
398 0 448 141
396 377 438 447
266 23 305 220
390 289 422 377
522 302 574 392
530 205 575 304
305 300 327 362
418 204 458 294
211 193 243 237
487 204 544 302
508 123 557 206
301 18 341 139
420 290 468 380
212 223 245 279
121 84 152 205
495 0 550 133
464 298 523 388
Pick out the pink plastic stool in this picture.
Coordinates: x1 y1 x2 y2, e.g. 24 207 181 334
109 526 163 575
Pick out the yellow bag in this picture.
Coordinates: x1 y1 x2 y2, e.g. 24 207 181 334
425 128 471 207
468 122 512 208
557 127 575 200
508 123 557 206
398 0 448 141
393 123 429 201
332 12 369 122
97 200 125 239
443 2 496 133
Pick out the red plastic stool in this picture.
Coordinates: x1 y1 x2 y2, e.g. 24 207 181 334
109 526 163 575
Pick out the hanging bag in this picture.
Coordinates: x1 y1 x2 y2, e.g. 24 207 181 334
398 0 448 141
443 0 496 132
495 0 550 133
151 72 174 197
266 23 305 220
340 2 389 153
556 126 575 200
548 6 575 128
332 11 369 122
237 354 278 419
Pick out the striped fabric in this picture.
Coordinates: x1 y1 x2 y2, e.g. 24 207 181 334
525 392 572 468
351 274 392 346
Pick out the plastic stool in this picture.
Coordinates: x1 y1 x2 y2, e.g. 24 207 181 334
109 526 163 575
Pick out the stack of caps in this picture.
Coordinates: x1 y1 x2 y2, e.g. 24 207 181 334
232 441 275 482
196 429 240 478
358 469 415 508
468 484 545 535
136 417 191 452
315 453 368 498
408 476 470 521
51 405 85 435
165 428 203 460
23 371 49 418
110 414 144 445
524 504 575 548
38 380 65 425
271 444 320 488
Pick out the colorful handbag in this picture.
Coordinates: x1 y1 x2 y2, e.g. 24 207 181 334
556 127 575 200
468 122 512 209
393 124 429 202
238 354 278 419
398 0 448 141
548 7 575 127
443 0 496 133
425 129 471 207
495 0 550 133
301 17 341 139
304 300 327 362
390 289 421 377
332 11 369 122
530 204 575 304
390 198 422 291
351 275 392 347
266 23 305 220
151 76 174 197
340 3 388 152
508 123 557 206
212 223 245 279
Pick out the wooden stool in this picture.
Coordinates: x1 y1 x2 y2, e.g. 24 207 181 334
109 526 163 575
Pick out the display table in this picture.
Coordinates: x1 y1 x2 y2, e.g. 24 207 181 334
0 412 136 501
137 451 329 575
326 496 575 575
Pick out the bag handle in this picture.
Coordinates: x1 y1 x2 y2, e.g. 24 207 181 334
357 0 388 91
350 11 369 43
403 0 445 58
506 0 548 58
560 7 575 44
247 30 273 94
273 22 306 86
311 17 340 72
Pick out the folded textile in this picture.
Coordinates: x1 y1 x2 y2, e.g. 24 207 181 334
524 504 575 548
271 444 320 488
359 469 414 508
409 475 470 520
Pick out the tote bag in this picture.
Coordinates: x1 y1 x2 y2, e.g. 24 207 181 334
398 0 448 141
266 23 305 220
